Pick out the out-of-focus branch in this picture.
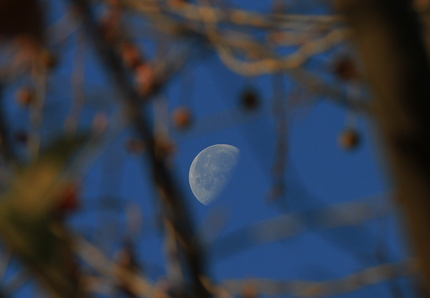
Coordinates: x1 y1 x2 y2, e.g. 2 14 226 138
124 0 368 113
335 0 430 293
68 1 211 297
118 0 344 29
121 0 350 74
75 237 163 297
212 196 392 260
93 0 366 115
214 28 349 73
221 259 416 297
0 220 86 298
0 135 91 298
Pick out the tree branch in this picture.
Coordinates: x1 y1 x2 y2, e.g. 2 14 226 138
336 0 430 293
68 1 211 297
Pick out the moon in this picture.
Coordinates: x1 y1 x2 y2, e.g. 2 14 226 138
189 144 240 205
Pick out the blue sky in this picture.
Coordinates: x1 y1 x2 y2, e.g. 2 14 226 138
0 0 417 297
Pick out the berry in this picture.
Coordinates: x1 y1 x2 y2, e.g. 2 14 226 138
339 128 360 150
240 87 259 110
172 107 192 130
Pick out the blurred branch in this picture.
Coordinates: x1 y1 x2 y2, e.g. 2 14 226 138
221 259 416 297
68 1 211 297
96 0 365 113
75 237 162 298
336 0 430 292
118 0 344 29
119 1 352 75
0 219 86 297
121 0 350 73
214 27 349 73
212 196 392 260
0 135 90 297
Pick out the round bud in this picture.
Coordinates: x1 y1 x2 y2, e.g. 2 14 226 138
338 128 360 150
172 107 192 130
240 88 259 111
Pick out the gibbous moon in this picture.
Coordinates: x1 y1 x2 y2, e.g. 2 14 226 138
189 144 240 205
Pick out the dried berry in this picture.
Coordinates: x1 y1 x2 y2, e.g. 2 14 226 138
240 87 259 110
172 107 192 130
339 128 360 150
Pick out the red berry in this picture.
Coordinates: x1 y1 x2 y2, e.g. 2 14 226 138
172 107 192 130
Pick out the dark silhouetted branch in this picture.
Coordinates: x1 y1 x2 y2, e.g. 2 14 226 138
336 0 430 292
